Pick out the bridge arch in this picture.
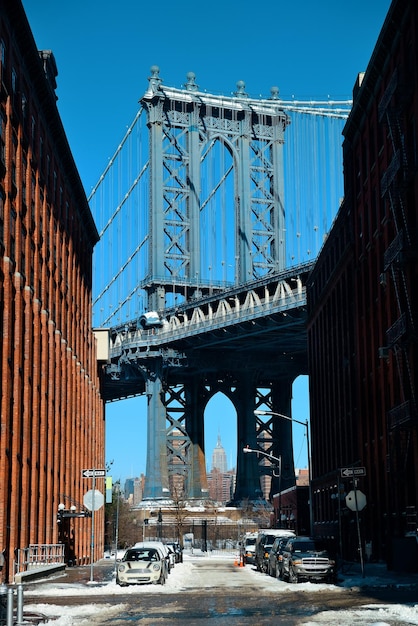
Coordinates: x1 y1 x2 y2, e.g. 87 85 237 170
199 136 237 287
204 391 237 478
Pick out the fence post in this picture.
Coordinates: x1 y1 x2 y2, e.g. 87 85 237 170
15 584 24 625
6 587 13 626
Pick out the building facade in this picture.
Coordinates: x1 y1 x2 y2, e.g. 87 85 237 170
307 0 418 569
0 1 104 582
272 469 309 536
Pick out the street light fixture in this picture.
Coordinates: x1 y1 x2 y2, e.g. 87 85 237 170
253 409 313 536
243 446 281 476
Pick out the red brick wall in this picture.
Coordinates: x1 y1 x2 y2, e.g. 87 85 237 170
0 1 104 582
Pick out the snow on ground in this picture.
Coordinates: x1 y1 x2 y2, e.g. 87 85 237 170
23 551 418 625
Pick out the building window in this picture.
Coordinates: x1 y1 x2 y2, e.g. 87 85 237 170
0 189 4 244
9 210 16 260
11 67 17 93
31 116 36 145
0 39 5 81
22 157 27 206
0 109 5 166
31 172 36 218
39 136 44 169
12 133 17 186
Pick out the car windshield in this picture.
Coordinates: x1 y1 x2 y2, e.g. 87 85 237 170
123 549 159 562
265 535 278 546
245 538 256 546
292 541 325 553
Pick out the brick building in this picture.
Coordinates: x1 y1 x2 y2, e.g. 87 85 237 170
207 468 235 505
307 0 418 569
0 1 104 581
272 469 309 535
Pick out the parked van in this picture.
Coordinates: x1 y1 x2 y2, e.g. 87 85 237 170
255 529 295 573
239 532 258 565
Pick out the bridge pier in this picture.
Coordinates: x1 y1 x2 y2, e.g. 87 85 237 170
270 380 296 497
143 361 170 500
184 377 209 501
141 364 298 505
234 375 264 502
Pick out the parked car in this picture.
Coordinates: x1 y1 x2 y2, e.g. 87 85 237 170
267 536 288 578
255 529 295 573
166 541 183 563
134 541 172 572
280 537 336 583
116 546 167 586
239 533 258 565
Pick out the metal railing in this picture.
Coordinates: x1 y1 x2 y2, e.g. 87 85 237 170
13 543 65 578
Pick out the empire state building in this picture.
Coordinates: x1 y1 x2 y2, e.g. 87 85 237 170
211 434 228 473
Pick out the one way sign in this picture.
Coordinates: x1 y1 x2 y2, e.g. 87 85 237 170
340 467 366 478
82 468 106 478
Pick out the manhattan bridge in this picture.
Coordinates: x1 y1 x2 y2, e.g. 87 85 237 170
89 66 351 505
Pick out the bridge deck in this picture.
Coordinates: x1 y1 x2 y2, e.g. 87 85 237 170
103 263 313 401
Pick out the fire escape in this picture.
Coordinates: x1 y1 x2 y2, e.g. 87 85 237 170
379 67 417 533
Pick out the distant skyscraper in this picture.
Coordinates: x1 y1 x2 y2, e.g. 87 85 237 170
212 434 228 473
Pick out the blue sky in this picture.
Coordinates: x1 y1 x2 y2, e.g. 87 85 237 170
22 0 391 484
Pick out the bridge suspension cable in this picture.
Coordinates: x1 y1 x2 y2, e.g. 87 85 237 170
89 97 351 328
88 107 144 202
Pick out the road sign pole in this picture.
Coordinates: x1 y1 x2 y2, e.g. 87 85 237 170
90 469 96 583
337 473 343 568
353 479 365 578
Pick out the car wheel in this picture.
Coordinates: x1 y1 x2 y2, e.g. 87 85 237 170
289 566 299 584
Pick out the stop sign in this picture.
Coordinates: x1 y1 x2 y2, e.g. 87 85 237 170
346 489 367 511
83 489 104 511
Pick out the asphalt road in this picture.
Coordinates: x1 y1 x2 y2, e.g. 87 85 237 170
23 556 418 625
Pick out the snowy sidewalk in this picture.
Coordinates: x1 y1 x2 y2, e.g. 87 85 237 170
338 560 418 589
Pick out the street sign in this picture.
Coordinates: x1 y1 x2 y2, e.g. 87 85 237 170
83 489 104 511
82 469 106 478
340 467 366 478
346 489 367 511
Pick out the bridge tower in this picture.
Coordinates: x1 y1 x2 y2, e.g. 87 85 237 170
136 67 298 503
141 66 289 309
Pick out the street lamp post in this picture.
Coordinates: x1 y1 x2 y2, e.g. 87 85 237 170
254 410 313 536
243 446 282 526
